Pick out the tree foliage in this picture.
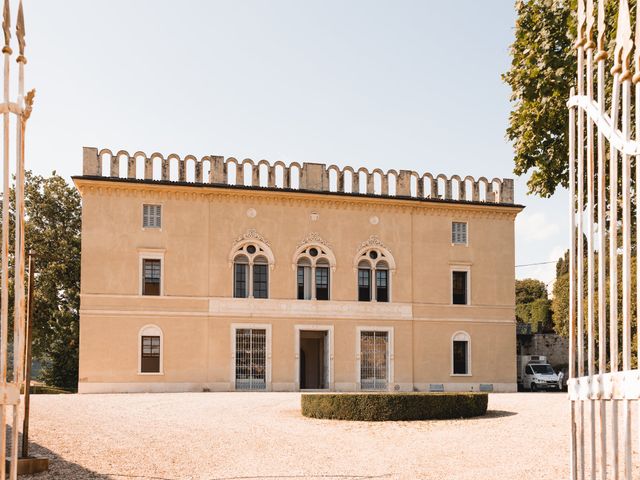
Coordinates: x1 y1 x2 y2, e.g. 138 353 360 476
516 278 552 332
503 0 575 197
2 172 80 390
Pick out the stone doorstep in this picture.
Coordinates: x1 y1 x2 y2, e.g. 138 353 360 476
5 456 49 475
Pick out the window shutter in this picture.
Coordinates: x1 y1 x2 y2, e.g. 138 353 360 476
143 204 162 228
452 222 467 244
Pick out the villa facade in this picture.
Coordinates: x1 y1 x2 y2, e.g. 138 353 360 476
74 147 523 393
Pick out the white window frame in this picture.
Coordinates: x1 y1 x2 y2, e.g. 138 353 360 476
450 264 471 306
230 323 272 391
294 324 334 391
142 203 163 230
137 324 164 375
355 326 394 391
450 330 472 377
139 249 165 296
451 221 468 246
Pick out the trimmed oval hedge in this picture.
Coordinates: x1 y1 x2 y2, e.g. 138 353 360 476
301 392 488 421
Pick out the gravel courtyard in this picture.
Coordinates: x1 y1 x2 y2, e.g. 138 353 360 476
14 392 585 479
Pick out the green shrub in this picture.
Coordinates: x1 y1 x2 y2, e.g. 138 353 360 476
301 392 488 421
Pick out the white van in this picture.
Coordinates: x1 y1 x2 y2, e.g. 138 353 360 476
517 355 560 391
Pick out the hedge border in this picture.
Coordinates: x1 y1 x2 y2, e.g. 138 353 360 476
301 392 488 421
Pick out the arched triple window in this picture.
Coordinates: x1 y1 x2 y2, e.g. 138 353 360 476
355 246 394 302
294 243 336 301
229 238 274 299
451 331 471 375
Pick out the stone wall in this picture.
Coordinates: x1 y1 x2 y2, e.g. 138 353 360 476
518 333 569 369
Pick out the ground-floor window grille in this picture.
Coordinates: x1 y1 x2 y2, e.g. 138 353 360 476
360 331 388 390
235 328 266 390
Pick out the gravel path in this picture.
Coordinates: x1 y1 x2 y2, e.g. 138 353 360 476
13 392 633 479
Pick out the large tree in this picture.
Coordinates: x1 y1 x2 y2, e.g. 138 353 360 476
2 171 81 390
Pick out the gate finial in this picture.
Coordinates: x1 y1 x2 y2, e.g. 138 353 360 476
586 0 595 49
596 0 607 60
16 1 24 63
613 0 633 79
1 0 9 55
577 0 586 47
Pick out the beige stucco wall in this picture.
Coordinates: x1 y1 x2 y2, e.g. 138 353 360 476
75 178 521 393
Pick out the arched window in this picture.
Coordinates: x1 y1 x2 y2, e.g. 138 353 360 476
354 240 395 302
138 324 163 375
451 331 471 375
293 239 336 301
229 235 275 299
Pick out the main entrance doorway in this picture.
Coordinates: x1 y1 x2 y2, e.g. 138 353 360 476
297 328 331 390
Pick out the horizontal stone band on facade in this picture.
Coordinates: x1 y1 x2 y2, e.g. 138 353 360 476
83 147 515 204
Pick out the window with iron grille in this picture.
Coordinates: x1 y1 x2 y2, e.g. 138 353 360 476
360 331 388 390
316 266 329 300
452 271 468 305
452 222 467 244
252 263 268 299
234 262 248 298
142 259 161 296
143 204 162 229
358 268 371 301
141 335 160 373
235 328 266 390
376 269 389 302
453 340 468 374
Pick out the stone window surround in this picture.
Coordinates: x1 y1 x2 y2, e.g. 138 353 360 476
450 264 471 306
229 238 274 299
355 325 394 391
138 249 165 296
450 330 472 377
137 324 164 376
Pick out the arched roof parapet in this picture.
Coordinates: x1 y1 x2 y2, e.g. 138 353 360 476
273 160 287 169
98 148 115 158
289 161 302 170
385 169 398 177
326 164 341 173
257 159 271 168
241 158 255 167
357 166 370 175
463 175 476 183
341 165 356 175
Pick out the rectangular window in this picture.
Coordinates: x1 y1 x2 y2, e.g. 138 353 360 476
316 267 329 301
142 259 161 296
452 271 468 305
376 269 389 302
358 268 371 302
141 335 160 373
453 340 468 374
452 222 467 244
143 204 162 228
253 264 268 299
234 263 248 298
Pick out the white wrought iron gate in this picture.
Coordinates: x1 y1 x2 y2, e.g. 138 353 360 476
568 1 640 478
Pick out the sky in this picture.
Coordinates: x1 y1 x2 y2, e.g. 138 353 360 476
19 0 568 289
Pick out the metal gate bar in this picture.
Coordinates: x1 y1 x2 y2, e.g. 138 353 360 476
568 1 640 479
